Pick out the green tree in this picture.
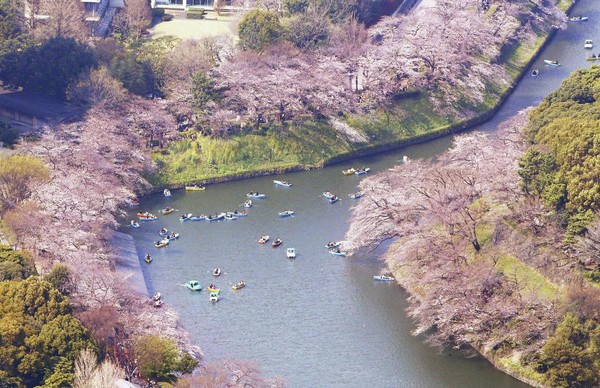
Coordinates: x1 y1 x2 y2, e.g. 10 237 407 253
0 245 36 281
176 353 198 375
44 264 73 295
0 154 51 214
0 37 94 99
134 335 179 381
536 313 600 388
42 357 75 388
0 120 19 146
0 0 31 58
0 278 94 387
286 13 330 49
518 148 557 196
284 0 309 15
136 36 180 94
238 10 283 52
134 335 196 381
191 72 218 114
522 66 600 231
109 53 152 96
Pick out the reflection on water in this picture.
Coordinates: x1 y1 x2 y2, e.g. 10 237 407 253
126 2 599 386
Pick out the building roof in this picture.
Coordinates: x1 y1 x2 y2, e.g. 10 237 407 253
0 89 83 122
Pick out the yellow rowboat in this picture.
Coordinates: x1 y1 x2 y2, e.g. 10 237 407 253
185 185 205 191
154 239 169 248
342 168 357 176
586 56 600 61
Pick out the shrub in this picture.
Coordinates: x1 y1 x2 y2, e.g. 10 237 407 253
186 10 205 19
238 10 283 52
0 121 19 146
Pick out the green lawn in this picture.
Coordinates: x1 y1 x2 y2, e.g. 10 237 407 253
152 11 239 41
495 255 560 300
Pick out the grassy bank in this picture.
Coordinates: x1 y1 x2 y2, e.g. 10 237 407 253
152 5 571 188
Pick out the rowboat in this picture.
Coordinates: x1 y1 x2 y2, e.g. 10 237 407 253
568 16 588 22
208 284 220 293
329 248 347 257
231 210 247 217
272 238 283 248
160 206 175 215
544 59 561 66
154 239 169 248
273 179 292 187
585 39 594 49
224 214 236 220
247 192 267 199
325 241 341 249
137 211 154 219
531 69 539 77
232 281 246 290
587 54 600 61
373 275 395 282
207 213 224 221
342 168 357 176
402 155 412 164
355 167 370 175
180 213 192 221
213 267 221 277
163 189 172 197
189 215 206 221
349 192 363 199
186 280 202 291
185 185 205 191
323 191 335 199
210 292 220 302
131 220 140 228
243 199 252 208
144 254 152 264
278 210 295 217
168 233 179 240
159 228 168 236
286 247 296 259
139 215 157 221
258 235 270 244
329 196 340 204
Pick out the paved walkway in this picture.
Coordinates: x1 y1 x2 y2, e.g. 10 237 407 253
112 231 149 297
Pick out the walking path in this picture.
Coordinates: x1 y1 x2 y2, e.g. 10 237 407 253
112 231 149 297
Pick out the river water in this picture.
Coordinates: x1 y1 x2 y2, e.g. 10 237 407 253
126 2 599 386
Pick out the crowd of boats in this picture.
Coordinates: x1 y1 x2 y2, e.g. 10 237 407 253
180 267 247 303
130 165 403 305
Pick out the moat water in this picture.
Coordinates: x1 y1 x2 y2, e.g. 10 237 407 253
125 2 599 385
